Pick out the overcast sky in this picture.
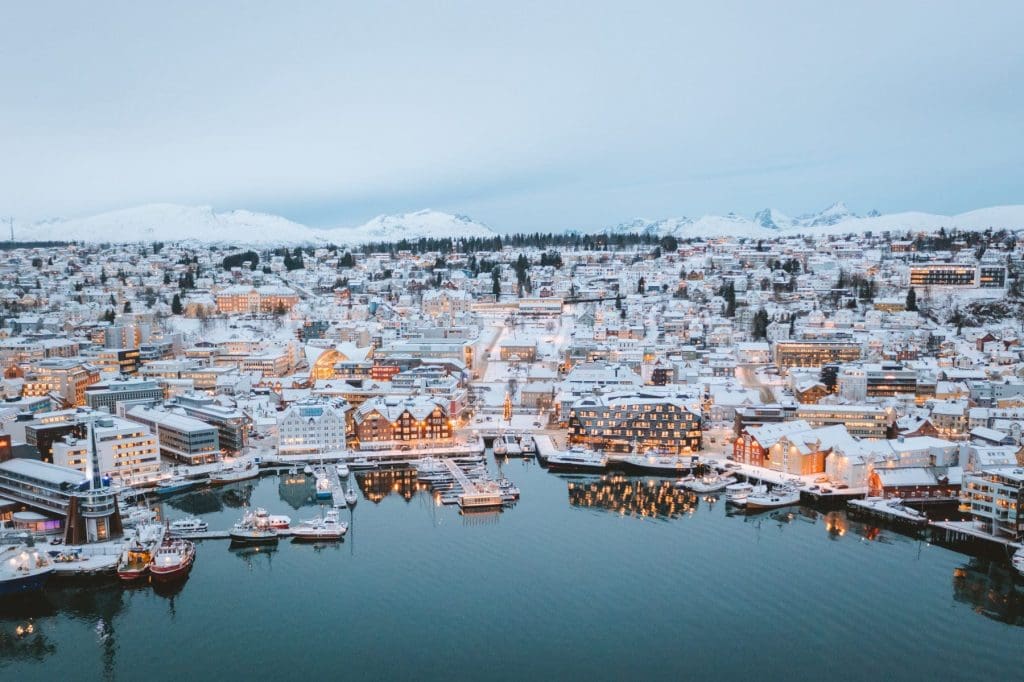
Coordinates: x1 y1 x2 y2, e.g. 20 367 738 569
2 1 1022 231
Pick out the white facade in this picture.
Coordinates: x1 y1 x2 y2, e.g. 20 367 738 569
277 400 348 454
52 417 160 481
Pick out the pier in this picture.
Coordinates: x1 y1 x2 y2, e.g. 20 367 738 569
441 458 479 495
325 464 347 508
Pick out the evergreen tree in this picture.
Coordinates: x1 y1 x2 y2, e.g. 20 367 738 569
171 293 183 315
905 287 918 311
491 266 501 297
637 276 646 295
751 308 769 340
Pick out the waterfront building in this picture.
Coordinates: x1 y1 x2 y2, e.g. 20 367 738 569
52 416 159 480
352 396 452 446
567 390 702 454
277 399 349 454
961 467 1024 541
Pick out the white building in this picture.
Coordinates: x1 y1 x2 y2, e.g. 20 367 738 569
52 416 160 481
277 399 349 455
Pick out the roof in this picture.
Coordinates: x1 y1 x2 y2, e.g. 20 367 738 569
0 458 86 486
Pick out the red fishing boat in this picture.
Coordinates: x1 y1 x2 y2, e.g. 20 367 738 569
149 538 196 583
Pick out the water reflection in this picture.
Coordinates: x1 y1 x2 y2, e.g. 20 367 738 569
228 543 278 571
567 475 698 520
358 469 427 504
953 558 1024 626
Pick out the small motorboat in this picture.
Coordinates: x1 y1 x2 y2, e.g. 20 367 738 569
685 474 738 493
168 517 208 535
314 471 333 500
303 465 313 475
336 463 350 478
725 482 757 506
229 509 279 544
520 436 537 455
345 480 358 507
0 536 55 596
149 538 196 583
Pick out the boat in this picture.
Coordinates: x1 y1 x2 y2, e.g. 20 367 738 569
521 436 537 455
314 470 333 500
345 480 358 507
493 433 522 456
168 517 208 534
117 536 156 581
498 478 520 501
303 464 313 475
546 446 609 472
149 537 196 582
336 463 351 478
121 505 158 527
0 535 55 597
347 457 378 471
725 482 756 505
745 485 802 510
685 473 738 493
155 475 201 496
210 461 260 485
612 452 697 475
291 509 348 541
229 509 279 544
458 483 505 511
1013 547 1024 578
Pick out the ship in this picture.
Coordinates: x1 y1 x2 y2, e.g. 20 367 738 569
149 537 196 582
0 535 55 597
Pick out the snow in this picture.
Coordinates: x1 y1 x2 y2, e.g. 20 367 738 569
23 205 497 245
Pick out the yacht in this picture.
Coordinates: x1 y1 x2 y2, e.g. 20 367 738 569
121 505 158 527
685 473 738 493
292 509 348 541
493 434 522 456
546 446 609 472
0 536 55 596
498 478 520 502
210 461 260 486
1012 547 1024 578
149 538 196 583
613 452 697 475
229 509 279 544
155 475 201 496
725 482 757 505
336 463 351 478
745 485 802 510
303 464 313 475
348 457 378 471
345 480 358 507
169 517 208 534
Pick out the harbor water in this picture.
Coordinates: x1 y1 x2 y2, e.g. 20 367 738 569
3 452 1023 681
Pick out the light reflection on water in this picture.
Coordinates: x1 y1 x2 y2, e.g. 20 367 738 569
2 454 1023 681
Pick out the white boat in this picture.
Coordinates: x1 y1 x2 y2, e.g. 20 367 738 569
1013 547 1024 578
0 536 55 596
121 505 158 527
493 434 522 456
685 474 738 493
348 457 378 471
521 436 537 455
336 463 351 478
314 469 333 500
345 480 358 507
210 461 260 485
725 482 757 505
546 446 608 472
303 465 313 475
292 509 348 541
745 485 801 510
169 517 209 534
459 481 505 511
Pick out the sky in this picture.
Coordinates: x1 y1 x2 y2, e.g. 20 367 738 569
1 1 1023 232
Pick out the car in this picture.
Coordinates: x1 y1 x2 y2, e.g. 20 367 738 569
532 421 542 427
820 487 832 494
814 476 829 483
399 445 412 452
835 483 849 490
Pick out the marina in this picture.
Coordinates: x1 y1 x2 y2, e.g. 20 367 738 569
2 453 1024 680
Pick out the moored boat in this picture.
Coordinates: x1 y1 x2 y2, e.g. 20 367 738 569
117 538 155 581
229 509 279 544
336 463 351 478
725 482 756 505
149 538 196 582
291 509 348 541
345 480 358 507
546 446 608 472
745 485 801 510
169 517 208 535
0 536 55 597
685 473 738 493
156 475 201 497
210 461 260 486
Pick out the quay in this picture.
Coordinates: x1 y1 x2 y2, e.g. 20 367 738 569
325 464 347 508
847 497 928 529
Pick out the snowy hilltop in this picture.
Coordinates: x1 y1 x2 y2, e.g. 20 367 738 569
14 201 1024 244
605 202 1024 239
20 206 497 245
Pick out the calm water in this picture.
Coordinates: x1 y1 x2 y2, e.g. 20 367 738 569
3 454 1023 681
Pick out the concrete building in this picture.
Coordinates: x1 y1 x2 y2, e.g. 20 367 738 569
52 416 159 481
277 399 349 455
125 405 220 464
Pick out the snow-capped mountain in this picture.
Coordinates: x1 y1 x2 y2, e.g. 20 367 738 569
26 204 323 244
21 205 497 245
325 209 496 244
604 203 1024 239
